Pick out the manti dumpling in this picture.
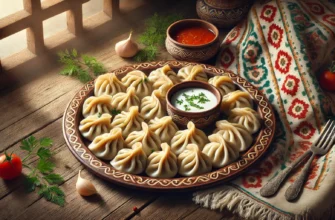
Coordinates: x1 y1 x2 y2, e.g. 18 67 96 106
177 65 208 82
79 113 112 141
148 65 180 85
111 106 144 138
94 73 125 96
208 76 236 97
178 144 212 177
88 127 125 160
149 116 178 144
141 90 166 121
125 122 161 156
82 95 113 117
111 142 147 174
214 120 252 152
221 90 253 114
171 121 209 155
151 76 174 98
228 107 261 134
121 70 153 99
111 87 140 112
203 133 240 168
145 143 178 178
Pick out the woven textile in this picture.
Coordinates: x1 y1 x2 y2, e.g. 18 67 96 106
194 1 335 219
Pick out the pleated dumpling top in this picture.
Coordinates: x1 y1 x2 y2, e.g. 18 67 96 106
171 121 209 155
146 143 178 178
177 65 208 82
178 144 212 177
94 73 125 96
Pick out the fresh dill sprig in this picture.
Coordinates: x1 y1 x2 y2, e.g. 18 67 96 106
133 13 183 62
184 105 191 111
134 45 158 62
58 49 106 83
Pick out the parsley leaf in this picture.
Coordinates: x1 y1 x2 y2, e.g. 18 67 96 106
39 138 53 147
37 147 52 160
43 174 64 185
20 136 37 152
38 186 65 207
111 109 121 116
184 105 191 111
176 99 183 105
24 176 40 192
37 159 55 174
21 136 65 207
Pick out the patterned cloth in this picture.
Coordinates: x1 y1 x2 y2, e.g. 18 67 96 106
194 1 335 219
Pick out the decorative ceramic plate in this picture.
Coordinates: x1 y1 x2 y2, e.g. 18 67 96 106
62 60 276 191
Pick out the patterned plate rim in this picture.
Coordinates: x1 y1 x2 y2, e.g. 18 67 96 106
62 60 276 191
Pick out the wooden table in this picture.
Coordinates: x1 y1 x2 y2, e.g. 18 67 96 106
0 0 236 219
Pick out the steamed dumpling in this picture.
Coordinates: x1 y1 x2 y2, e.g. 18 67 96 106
151 76 174 97
79 113 112 141
203 133 239 168
82 95 113 117
208 76 236 97
111 142 147 174
111 87 140 112
228 107 261 134
149 116 178 144
111 106 144 138
178 144 212 176
88 127 125 160
177 65 208 82
121 70 153 99
214 120 252 152
171 121 209 155
140 90 166 121
94 73 126 96
221 90 253 114
125 122 161 156
145 143 178 178
148 65 180 85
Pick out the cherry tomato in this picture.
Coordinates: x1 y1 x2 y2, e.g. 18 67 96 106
319 61 335 91
0 152 22 180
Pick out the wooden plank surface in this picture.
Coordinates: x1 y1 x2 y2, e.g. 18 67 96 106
0 0 234 219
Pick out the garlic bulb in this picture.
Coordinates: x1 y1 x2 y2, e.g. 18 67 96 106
76 170 97 196
115 32 139 58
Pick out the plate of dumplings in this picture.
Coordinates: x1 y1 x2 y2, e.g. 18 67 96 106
63 60 276 191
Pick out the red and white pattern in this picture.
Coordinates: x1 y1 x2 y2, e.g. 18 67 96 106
275 50 292 74
268 24 283 49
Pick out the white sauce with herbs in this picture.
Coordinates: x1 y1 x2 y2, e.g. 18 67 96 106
171 88 217 112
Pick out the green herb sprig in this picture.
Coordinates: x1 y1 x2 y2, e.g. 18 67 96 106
184 105 191 111
21 136 65 206
176 99 183 105
111 109 121 116
134 13 183 62
58 49 106 83
179 91 211 111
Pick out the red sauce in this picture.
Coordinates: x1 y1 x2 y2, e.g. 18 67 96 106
174 26 215 46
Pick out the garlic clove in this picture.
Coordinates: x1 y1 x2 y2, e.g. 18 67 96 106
115 31 139 58
76 170 98 196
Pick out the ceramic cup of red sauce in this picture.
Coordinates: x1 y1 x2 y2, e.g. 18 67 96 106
166 19 220 62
